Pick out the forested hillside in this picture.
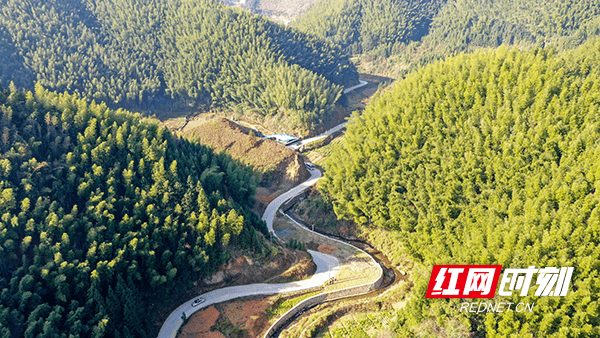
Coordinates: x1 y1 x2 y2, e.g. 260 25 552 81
321 41 600 336
293 0 443 54
0 84 268 338
296 0 600 74
0 0 358 131
419 0 600 59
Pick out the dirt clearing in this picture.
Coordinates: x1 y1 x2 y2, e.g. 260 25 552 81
317 243 338 255
267 256 316 283
177 295 279 338
178 305 224 338
219 298 274 336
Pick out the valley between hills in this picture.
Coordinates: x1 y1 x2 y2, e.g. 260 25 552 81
1 0 599 337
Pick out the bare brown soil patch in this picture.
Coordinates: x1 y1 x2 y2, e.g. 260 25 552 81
174 116 310 215
267 256 316 283
317 243 338 255
255 194 275 204
179 332 225 338
198 333 226 338
179 306 221 337
180 117 296 173
219 298 274 336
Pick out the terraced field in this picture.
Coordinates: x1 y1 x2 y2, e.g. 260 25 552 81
318 312 395 338
311 135 344 158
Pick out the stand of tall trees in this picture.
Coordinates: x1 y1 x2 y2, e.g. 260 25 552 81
417 0 600 58
0 0 359 131
0 84 268 338
321 40 600 336
295 0 600 72
294 0 444 54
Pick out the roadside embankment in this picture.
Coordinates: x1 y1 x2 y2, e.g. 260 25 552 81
263 212 384 338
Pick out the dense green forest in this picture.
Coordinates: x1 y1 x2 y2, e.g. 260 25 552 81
321 41 600 336
296 0 600 73
415 0 600 61
0 84 269 338
0 0 359 131
294 0 444 54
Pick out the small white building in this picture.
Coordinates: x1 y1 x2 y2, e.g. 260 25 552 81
265 133 299 146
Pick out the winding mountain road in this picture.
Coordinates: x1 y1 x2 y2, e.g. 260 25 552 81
158 167 334 338
262 167 322 240
157 250 339 338
158 80 369 338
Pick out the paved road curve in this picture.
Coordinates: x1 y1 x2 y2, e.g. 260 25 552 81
288 123 348 150
288 80 368 150
157 250 339 338
158 168 336 338
262 167 322 240
343 80 368 94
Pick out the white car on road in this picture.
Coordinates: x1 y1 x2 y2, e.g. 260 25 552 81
191 298 205 307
